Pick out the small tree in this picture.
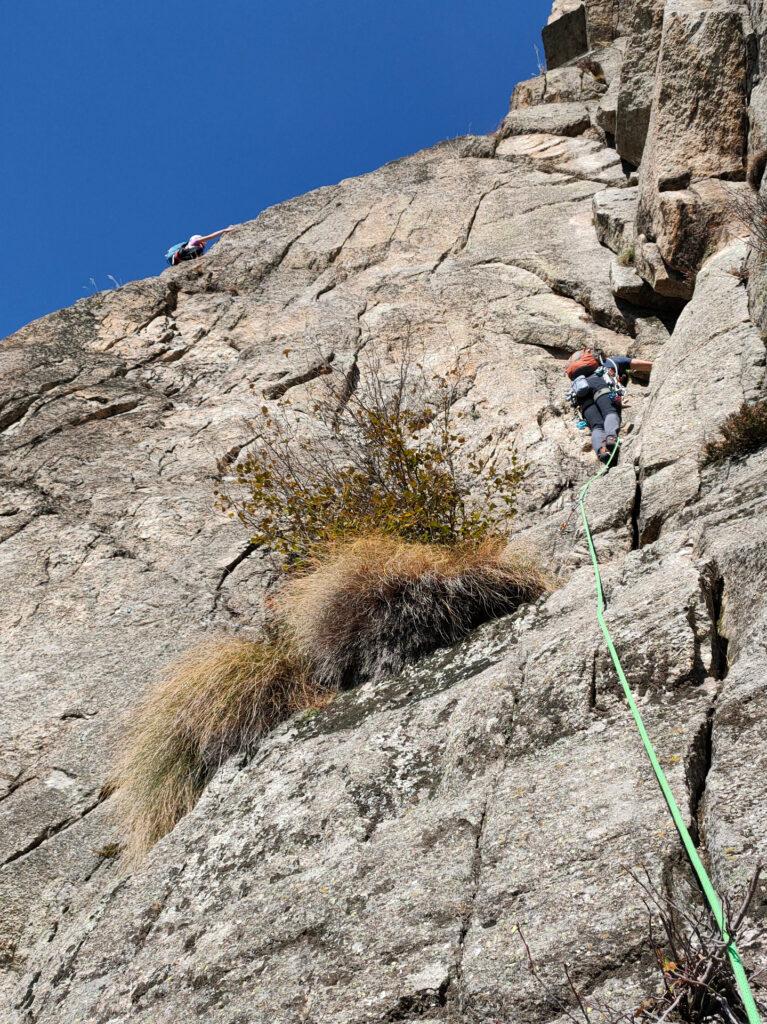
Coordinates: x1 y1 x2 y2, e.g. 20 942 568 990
216 341 525 566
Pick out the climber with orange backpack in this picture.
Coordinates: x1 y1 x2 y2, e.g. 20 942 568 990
165 226 234 266
565 347 653 464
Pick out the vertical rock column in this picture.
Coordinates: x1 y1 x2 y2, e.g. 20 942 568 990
634 0 749 296
615 0 665 166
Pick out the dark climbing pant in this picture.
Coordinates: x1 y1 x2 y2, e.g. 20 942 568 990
582 392 621 453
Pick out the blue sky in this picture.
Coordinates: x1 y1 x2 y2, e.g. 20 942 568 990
1 0 550 339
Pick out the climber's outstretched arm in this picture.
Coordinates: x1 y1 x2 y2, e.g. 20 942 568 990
195 226 234 245
630 358 653 377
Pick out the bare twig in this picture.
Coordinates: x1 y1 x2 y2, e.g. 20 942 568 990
730 864 763 936
563 963 593 1024
520 864 764 1024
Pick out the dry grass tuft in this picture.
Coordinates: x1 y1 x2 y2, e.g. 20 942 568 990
703 399 767 464
274 534 554 689
617 244 636 267
112 638 328 863
727 179 767 258
114 536 552 860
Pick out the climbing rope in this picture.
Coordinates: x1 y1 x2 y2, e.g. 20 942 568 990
578 441 762 1023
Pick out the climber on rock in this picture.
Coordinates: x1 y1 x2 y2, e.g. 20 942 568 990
165 226 234 266
565 347 653 465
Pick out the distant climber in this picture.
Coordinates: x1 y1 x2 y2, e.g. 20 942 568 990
565 348 653 464
165 226 234 266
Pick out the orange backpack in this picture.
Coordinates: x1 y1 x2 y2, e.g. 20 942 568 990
565 350 600 380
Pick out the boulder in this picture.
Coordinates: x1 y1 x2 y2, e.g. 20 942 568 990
542 4 589 69
499 101 593 140
609 258 657 304
511 66 606 109
496 132 625 184
592 185 638 254
633 234 693 299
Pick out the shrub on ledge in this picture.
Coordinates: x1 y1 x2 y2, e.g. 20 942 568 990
703 399 767 464
216 341 525 566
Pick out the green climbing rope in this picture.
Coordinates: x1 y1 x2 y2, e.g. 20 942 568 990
578 441 761 1023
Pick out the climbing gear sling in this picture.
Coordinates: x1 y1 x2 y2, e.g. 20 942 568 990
578 440 762 1024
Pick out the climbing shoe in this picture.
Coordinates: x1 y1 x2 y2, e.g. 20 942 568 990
605 435 618 452
597 446 611 464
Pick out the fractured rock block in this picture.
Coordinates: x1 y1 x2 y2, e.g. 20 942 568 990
638 0 747 204
542 4 589 69
511 66 606 109
634 235 693 300
636 1 749 290
610 258 655 303
640 180 750 293
592 185 638 254
583 0 622 47
499 101 592 140
497 132 624 184
609 256 683 311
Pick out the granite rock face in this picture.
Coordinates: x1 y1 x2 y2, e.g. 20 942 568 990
2 2 767 1022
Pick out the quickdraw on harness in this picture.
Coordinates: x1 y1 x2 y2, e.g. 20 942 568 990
566 356 626 432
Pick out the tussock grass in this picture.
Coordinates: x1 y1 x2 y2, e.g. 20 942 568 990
113 638 328 863
617 243 636 267
114 535 552 860
703 399 767 464
274 534 554 689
